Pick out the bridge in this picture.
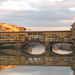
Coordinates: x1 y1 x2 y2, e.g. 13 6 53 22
0 23 75 74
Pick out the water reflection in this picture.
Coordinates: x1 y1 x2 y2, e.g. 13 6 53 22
52 43 73 55
53 49 72 55
0 65 18 71
0 43 74 75
0 66 73 75
31 46 45 54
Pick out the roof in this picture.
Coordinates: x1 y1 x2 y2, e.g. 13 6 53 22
0 31 72 33
8 24 18 27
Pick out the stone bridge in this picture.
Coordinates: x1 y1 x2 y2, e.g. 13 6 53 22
0 23 75 74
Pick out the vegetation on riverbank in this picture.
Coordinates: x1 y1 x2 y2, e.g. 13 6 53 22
0 43 41 49
24 43 41 48
24 44 34 48
0 45 15 50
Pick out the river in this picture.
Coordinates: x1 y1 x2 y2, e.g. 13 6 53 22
0 45 74 75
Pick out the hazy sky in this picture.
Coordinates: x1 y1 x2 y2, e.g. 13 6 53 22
0 0 75 30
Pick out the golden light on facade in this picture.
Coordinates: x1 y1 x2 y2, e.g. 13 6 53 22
0 23 30 32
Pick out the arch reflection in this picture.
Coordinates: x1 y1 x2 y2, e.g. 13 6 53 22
52 43 73 55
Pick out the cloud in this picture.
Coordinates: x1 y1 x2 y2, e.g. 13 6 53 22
3 0 75 10
0 8 75 27
0 0 75 28
13 0 25 1
0 0 8 3
27 0 75 10
26 26 71 31
0 4 4 6
8 9 75 21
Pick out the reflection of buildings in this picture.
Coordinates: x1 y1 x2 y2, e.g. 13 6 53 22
41 56 73 66
0 65 18 71
0 46 32 55
0 55 74 73
0 49 16 55
55 47 58 51
0 50 74 74
54 46 71 51
0 56 25 64
53 43 73 51
0 56 73 66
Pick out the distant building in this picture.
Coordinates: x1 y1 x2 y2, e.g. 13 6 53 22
0 23 28 32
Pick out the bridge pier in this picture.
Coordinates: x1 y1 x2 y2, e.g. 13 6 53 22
45 35 52 65
72 42 75 74
14 42 28 49
45 42 50 66
15 43 21 49
72 56 75 75
16 49 21 56
45 42 50 57
72 23 75 74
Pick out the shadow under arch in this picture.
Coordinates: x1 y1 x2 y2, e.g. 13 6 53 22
21 43 45 57
21 49 45 57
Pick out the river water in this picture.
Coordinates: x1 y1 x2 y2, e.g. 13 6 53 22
0 45 74 75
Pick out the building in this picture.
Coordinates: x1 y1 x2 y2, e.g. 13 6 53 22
0 23 27 32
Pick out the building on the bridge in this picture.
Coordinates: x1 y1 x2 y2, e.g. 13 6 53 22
40 31 72 42
0 34 26 42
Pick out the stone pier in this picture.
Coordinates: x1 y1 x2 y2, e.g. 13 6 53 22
45 35 51 65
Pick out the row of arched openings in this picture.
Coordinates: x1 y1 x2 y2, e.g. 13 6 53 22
29 36 40 40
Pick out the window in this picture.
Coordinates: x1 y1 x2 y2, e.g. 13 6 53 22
70 34 72 36
38 33 42 35
33 33 37 35
28 33 32 35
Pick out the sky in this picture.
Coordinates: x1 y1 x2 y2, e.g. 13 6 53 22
0 0 75 30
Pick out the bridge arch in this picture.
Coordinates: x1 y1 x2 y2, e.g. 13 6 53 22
22 43 45 55
33 36 38 40
38 36 40 40
52 43 73 55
